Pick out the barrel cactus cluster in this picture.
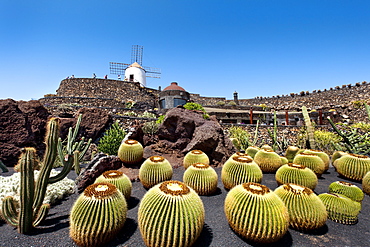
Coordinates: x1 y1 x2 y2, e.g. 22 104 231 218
333 153 370 181
95 170 132 200
183 150 210 169
275 163 318 190
328 181 364 203
183 163 218 195
139 156 173 189
253 149 283 173
118 139 144 165
293 153 326 177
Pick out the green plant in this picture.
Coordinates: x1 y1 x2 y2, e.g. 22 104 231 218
331 150 347 165
139 111 157 119
302 149 330 172
275 163 318 190
228 126 250 151
123 111 137 117
156 114 165 124
183 163 218 195
351 100 366 108
313 129 343 154
70 182 127 247
228 101 237 106
125 100 135 109
95 170 132 200
139 156 173 189
253 149 283 173
362 171 370 195
183 102 205 112
274 183 327 231
285 146 300 163
302 106 317 149
97 121 126 155
183 150 209 169
318 193 361 225
333 153 370 181
328 181 364 203
141 121 159 135
117 139 144 165
216 101 225 106
138 180 205 247
221 156 263 190
245 146 259 158
0 159 8 172
1 118 80 234
224 182 289 243
293 153 325 177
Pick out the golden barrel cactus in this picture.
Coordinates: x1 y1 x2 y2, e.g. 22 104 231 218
293 153 325 177
183 150 209 169
274 183 327 231
221 156 263 190
224 182 289 243
331 151 347 168
328 181 364 203
117 139 143 165
245 146 259 158
139 156 173 189
302 149 330 171
362 171 370 195
334 153 370 181
138 180 205 247
253 149 283 173
285 146 300 163
183 163 218 195
275 163 318 190
95 170 132 200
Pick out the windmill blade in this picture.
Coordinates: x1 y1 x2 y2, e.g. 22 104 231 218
109 62 130 75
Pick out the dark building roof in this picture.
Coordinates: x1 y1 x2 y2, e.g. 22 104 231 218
163 82 186 91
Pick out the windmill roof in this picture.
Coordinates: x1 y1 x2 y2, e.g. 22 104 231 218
163 82 186 91
129 62 144 69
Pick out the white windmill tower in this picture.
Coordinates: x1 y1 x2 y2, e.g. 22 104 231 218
109 45 161 87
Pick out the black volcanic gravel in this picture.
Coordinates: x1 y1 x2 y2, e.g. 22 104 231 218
1 166 370 247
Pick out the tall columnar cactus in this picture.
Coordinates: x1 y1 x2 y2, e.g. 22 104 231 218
183 163 218 195
275 163 318 190
70 182 127 247
362 171 370 195
302 149 330 171
293 153 325 177
118 139 144 165
139 156 173 189
253 149 283 173
333 153 370 181
328 181 364 203
318 193 361 225
285 146 300 163
2 118 79 234
224 182 289 243
331 151 347 167
245 146 259 158
221 156 263 190
95 170 132 200
183 150 209 169
138 180 205 247
302 106 317 150
274 183 327 231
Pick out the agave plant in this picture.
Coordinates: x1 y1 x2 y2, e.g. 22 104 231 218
275 163 318 190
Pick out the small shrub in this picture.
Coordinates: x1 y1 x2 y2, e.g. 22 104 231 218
123 111 137 117
98 121 126 155
216 101 225 106
183 102 206 112
139 111 157 119
125 100 135 109
228 126 250 151
142 121 159 135
228 101 237 106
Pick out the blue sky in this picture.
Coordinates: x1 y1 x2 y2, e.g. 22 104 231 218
1 0 370 101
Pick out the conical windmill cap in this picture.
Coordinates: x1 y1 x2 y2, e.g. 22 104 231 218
130 62 144 70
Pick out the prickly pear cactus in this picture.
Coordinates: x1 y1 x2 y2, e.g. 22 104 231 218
139 156 173 189
274 183 327 231
328 181 364 203
245 146 259 158
285 146 300 163
221 156 263 190
302 149 330 172
138 180 205 247
70 182 127 247
318 193 361 225
224 182 289 243
253 149 283 173
293 153 325 177
183 163 218 195
275 163 318 190
334 153 370 181
363 171 370 195
183 150 209 169
95 170 132 200
117 139 143 165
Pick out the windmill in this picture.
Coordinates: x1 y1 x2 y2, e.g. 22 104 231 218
109 45 161 87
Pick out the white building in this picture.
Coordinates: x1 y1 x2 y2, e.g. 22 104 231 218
124 62 146 87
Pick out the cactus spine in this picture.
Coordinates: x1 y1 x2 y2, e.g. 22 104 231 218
224 182 289 243
362 171 370 195
118 139 144 165
95 170 132 200
183 163 218 195
334 153 370 181
275 163 318 190
221 156 262 190
293 153 325 177
138 180 205 247
253 149 283 173
70 182 127 247
328 181 364 203
139 156 173 189
2 118 79 234
274 183 327 231
183 150 209 169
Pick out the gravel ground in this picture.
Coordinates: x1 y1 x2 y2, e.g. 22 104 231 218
1 166 369 247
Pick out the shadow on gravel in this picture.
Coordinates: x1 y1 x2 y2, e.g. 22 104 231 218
127 196 140 210
106 218 137 246
293 224 329 236
193 223 213 247
234 228 293 247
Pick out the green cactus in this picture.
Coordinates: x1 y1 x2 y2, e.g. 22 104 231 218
293 153 325 177
274 183 327 231
245 146 259 158
117 139 144 165
2 118 79 234
275 163 318 190
0 159 9 172
285 146 300 163
95 170 132 200
280 156 289 165
261 144 273 151
318 193 361 225
328 181 364 203
331 151 347 167
224 182 289 243
221 156 263 190
138 180 205 247
139 156 173 189
302 106 317 150
183 163 218 195
70 182 127 247
183 150 209 169
302 149 330 172
362 171 370 195
333 153 370 181
253 149 283 173
229 151 251 160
